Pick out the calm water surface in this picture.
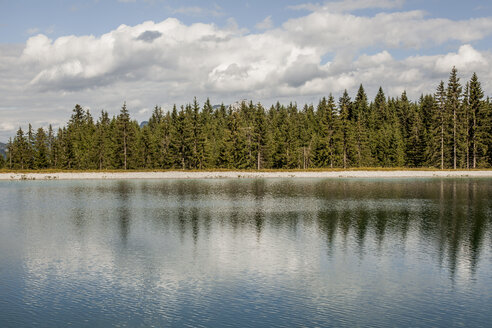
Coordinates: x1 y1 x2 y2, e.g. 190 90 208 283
0 178 491 327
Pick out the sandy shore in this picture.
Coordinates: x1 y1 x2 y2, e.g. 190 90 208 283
1 170 492 180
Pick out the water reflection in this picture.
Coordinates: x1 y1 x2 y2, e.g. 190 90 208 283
83 178 492 276
116 181 131 245
0 178 491 327
57 179 492 277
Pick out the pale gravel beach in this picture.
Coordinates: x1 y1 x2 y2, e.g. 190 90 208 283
1 171 492 180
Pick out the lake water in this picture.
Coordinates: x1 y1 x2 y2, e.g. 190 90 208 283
1 178 491 327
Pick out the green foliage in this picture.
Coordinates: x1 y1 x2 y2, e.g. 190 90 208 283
0 150 4 169
6 68 491 170
33 127 49 169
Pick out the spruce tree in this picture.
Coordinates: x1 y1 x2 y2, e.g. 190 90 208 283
0 149 5 169
33 127 49 169
253 103 268 170
468 73 488 168
352 85 371 166
115 102 136 170
446 67 464 169
27 124 35 169
12 128 28 169
420 94 438 167
6 138 13 169
95 111 113 170
435 81 448 169
338 90 356 168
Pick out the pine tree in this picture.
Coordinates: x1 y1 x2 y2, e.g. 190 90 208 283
214 104 231 168
420 94 438 167
446 67 464 169
434 81 447 169
146 106 164 167
47 125 55 168
12 128 29 169
227 110 248 169
338 90 356 168
352 85 371 166
312 97 334 167
115 103 133 170
468 73 488 168
201 98 214 168
0 149 5 169
33 127 49 169
6 138 13 169
400 93 424 167
253 103 268 169
487 98 492 167
94 111 112 170
27 124 35 169
167 105 182 168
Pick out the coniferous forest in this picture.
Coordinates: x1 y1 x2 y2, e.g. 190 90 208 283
2 68 492 170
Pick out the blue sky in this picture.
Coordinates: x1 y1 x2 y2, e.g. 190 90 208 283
0 0 492 141
1 0 491 43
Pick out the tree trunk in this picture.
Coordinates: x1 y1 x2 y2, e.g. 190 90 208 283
123 126 127 170
303 146 306 170
441 123 444 170
257 148 261 170
343 146 347 169
473 112 477 168
453 107 456 170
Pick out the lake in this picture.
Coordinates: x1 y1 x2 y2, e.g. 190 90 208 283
1 178 491 327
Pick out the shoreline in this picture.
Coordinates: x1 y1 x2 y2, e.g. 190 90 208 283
2 170 492 180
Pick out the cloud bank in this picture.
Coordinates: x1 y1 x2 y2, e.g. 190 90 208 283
1 6 492 140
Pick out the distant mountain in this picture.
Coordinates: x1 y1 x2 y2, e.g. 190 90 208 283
212 99 250 111
0 142 6 158
140 121 148 128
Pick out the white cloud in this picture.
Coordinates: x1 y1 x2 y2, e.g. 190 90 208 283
281 10 492 51
255 16 274 30
1 7 492 140
0 122 16 132
434 44 488 73
138 108 150 115
19 10 492 95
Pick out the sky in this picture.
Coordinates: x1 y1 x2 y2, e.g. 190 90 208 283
1 0 492 141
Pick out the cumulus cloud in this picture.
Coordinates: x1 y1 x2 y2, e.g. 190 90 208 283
434 44 488 73
281 10 492 51
19 10 492 94
1 7 492 140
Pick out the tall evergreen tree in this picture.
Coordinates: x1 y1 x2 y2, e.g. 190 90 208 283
434 81 448 169
26 124 35 169
446 67 464 169
94 111 113 169
352 84 371 166
338 90 356 168
115 103 134 170
33 127 49 169
468 73 488 168
12 128 29 169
